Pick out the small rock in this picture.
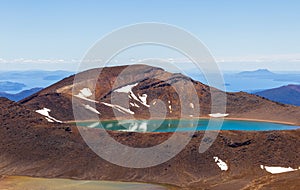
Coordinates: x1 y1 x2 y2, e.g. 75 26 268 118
65 127 72 132
228 140 251 148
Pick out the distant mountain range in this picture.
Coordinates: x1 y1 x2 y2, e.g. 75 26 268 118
255 84 300 106
189 69 300 92
1 69 299 94
236 69 300 83
0 87 43 102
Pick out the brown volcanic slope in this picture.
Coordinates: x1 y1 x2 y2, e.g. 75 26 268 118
0 97 48 125
20 65 300 125
0 98 300 189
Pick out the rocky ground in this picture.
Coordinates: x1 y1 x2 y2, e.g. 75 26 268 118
0 98 299 189
1 64 300 189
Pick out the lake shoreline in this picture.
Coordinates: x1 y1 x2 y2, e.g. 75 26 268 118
65 116 299 127
0 175 174 190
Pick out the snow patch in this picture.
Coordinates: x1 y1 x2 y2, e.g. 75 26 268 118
168 105 172 113
168 100 172 113
74 94 98 103
130 102 140 108
129 91 140 103
79 88 92 97
190 103 194 109
260 165 299 174
36 108 62 123
115 83 149 107
209 113 229 118
101 102 134 115
45 117 54 122
115 83 138 93
138 94 150 107
36 108 51 117
213 156 228 171
84 104 100 114
74 88 98 103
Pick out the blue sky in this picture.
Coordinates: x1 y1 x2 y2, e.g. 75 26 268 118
0 0 300 71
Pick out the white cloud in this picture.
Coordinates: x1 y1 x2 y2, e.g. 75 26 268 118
0 58 79 64
0 58 80 71
1 53 300 72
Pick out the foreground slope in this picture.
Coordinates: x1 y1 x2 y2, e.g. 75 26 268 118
20 65 300 125
0 98 300 189
0 97 47 125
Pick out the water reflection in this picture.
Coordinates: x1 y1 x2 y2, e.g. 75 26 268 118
77 119 300 132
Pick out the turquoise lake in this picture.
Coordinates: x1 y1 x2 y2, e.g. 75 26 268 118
76 119 300 132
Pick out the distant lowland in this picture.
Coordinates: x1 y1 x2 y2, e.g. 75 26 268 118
0 70 73 101
0 70 73 92
0 65 299 189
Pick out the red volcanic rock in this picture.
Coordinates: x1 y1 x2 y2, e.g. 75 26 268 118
19 65 300 125
1 96 300 189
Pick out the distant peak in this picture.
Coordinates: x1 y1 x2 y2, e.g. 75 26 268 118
256 69 272 72
238 69 275 75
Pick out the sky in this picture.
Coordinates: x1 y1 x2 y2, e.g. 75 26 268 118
0 0 300 71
